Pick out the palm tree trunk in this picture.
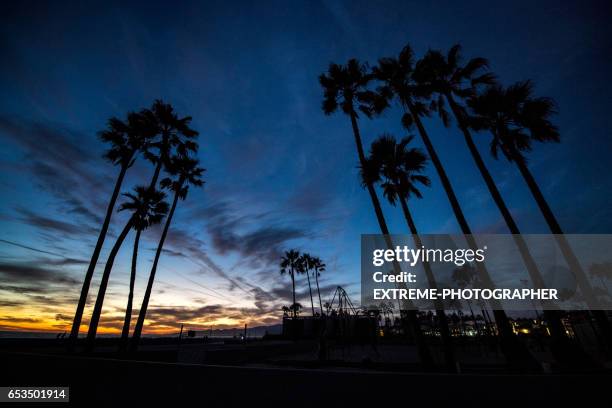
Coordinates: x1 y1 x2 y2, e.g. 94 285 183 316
130 186 180 351
120 228 141 352
306 267 315 316
445 94 573 344
149 160 164 191
315 266 323 315
291 267 296 318
398 195 456 372
513 152 612 349
69 163 129 350
85 217 134 351
405 101 536 368
348 111 433 367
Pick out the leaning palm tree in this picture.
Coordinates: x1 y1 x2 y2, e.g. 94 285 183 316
119 189 169 352
364 134 455 371
300 253 316 316
85 186 168 350
411 46 548 366
468 81 612 347
320 59 432 366
416 46 572 335
373 45 474 234
130 155 205 351
312 256 326 315
69 112 154 349
280 249 301 318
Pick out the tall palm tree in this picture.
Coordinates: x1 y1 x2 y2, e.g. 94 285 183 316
468 81 612 347
85 186 168 350
130 155 205 351
312 256 326 315
119 190 169 352
300 253 316 316
320 59 433 366
375 45 533 368
280 249 301 318
69 112 154 349
415 46 575 346
364 134 456 371
373 45 474 234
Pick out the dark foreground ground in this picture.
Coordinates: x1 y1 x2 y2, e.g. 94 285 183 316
1 349 611 407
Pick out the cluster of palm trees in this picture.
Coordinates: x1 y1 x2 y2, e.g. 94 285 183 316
68 100 204 352
320 42 611 369
280 250 326 317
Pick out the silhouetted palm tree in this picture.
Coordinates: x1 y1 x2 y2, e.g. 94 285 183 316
281 305 290 317
69 112 154 348
130 155 204 351
375 44 535 367
300 253 316 316
320 59 432 366
119 189 169 352
141 100 199 191
468 81 612 347
85 186 168 350
373 45 475 234
280 249 301 318
290 303 303 317
416 46 572 342
364 134 455 371
411 46 545 367
312 256 326 315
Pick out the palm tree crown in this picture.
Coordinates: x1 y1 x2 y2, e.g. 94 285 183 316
319 59 388 118
363 134 430 206
141 100 199 172
160 155 205 200
373 44 431 129
414 44 496 126
280 249 301 278
467 80 559 162
119 186 169 231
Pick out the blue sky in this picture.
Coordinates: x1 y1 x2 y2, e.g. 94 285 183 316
0 0 611 333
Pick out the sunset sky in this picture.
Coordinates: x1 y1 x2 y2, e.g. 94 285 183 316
1 0 611 334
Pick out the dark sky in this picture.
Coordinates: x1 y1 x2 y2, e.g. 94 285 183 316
0 0 611 333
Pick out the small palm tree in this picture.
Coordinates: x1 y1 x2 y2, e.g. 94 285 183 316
364 134 456 371
69 112 154 348
119 189 169 352
130 155 204 351
312 257 326 315
290 303 303 317
300 253 316 316
280 249 301 318
281 305 290 317
85 186 168 350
